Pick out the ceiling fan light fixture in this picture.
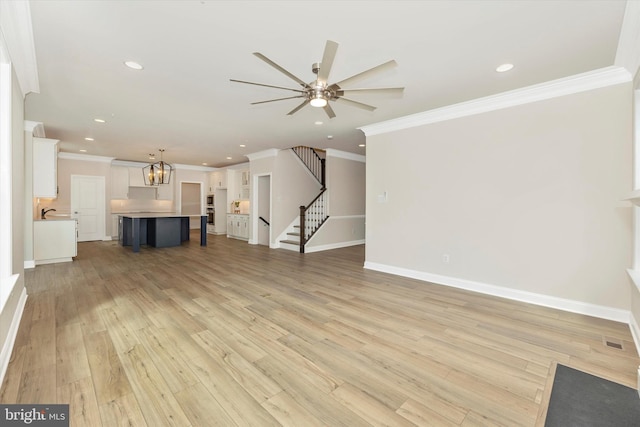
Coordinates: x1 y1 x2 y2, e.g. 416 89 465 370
310 97 327 108
309 86 328 108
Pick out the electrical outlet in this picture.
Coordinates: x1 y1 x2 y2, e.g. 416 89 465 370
443 254 450 263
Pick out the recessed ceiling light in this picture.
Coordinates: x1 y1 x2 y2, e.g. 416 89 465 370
84 137 94 141
79 149 87 153
202 163 208 166
94 118 106 123
239 144 246 148
496 63 514 73
124 61 144 70
327 135 333 140
359 144 366 147
226 156 232 160
315 121 323 125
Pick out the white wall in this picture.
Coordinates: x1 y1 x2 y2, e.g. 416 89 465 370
306 150 366 251
365 82 632 318
271 150 321 243
40 156 112 221
0 45 28 388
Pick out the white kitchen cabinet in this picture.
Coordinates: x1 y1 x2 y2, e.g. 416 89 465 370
239 215 249 239
111 214 120 238
111 166 129 199
34 219 77 264
208 171 227 192
241 170 250 199
129 167 146 187
228 169 250 200
217 171 227 189
33 137 59 198
227 214 249 240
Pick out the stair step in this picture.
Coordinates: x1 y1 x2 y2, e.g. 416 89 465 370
280 239 300 245
287 232 300 237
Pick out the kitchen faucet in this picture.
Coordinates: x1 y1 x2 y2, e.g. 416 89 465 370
41 208 56 219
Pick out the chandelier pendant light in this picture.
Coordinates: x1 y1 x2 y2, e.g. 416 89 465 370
143 149 172 186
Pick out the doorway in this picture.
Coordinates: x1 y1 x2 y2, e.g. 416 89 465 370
71 175 106 242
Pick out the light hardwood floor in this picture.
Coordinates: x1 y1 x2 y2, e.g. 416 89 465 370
1 233 638 426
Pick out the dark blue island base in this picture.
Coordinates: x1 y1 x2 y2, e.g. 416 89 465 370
119 214 207 252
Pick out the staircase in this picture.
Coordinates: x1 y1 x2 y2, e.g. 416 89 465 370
280 146 329 253
279 225 302 251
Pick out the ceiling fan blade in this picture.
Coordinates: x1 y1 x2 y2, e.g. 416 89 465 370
316 40 339 85
230 79 305 93
287 100 310 115
334 87 404 96
333 60 398 88
334 97 377 112
323 103 336 119
253 52 311 89
251 95 305 105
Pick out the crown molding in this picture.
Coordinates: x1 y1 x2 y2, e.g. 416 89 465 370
325 149 365 163
615 0 640 79
0 1 39 95
112 159 147 167
58 152 114 163
226 161 250 170
174 163 215 172
246 149 279 161
360 66 631 137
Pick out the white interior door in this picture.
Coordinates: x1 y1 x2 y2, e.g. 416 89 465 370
71 175 105 242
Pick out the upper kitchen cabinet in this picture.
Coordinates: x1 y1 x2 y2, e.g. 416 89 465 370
128 167 146 187
33 137 59 198
208 170 227 192
111 166 129 199
227 168 250 200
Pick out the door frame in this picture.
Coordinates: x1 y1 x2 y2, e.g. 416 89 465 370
250 173 272 246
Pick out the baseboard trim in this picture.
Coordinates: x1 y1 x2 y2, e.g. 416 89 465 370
0 287 27 388
35 257 73 265
364 261 631 323
305 239 365 253
629 312 640 357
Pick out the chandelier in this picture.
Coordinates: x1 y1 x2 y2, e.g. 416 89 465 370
143 149 172 185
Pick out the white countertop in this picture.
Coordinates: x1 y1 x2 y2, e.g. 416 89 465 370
119 213 201 218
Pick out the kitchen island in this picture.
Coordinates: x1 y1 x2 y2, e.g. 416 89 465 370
119 213 206 252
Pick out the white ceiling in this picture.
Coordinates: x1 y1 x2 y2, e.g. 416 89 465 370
25 0 627 167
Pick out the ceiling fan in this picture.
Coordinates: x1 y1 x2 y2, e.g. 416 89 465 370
230 40 404 119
